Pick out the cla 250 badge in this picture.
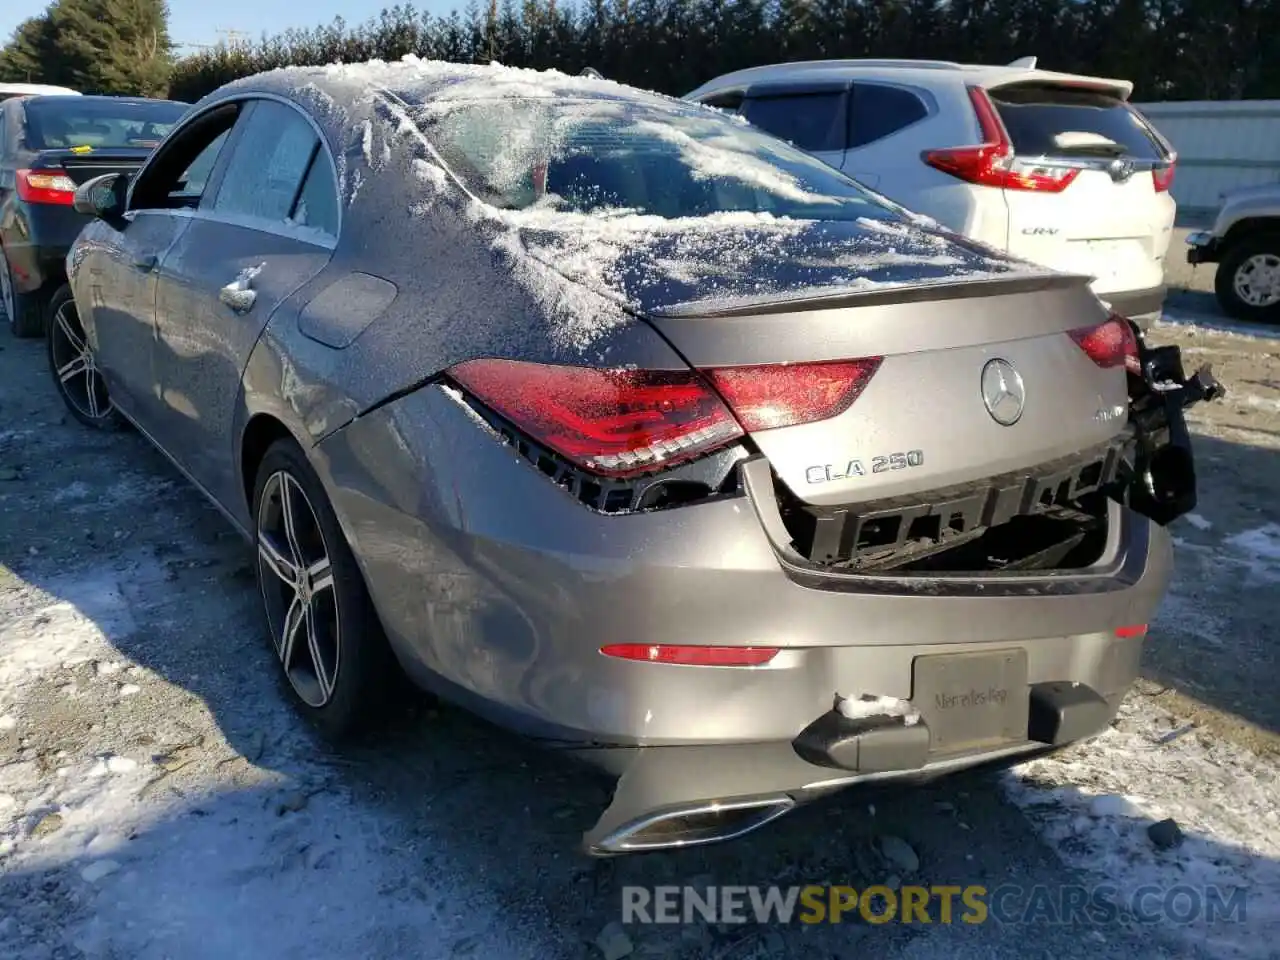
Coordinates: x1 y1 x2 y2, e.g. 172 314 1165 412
805 450 924 484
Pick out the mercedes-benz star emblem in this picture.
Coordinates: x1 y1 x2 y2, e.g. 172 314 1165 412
981 358 1026 426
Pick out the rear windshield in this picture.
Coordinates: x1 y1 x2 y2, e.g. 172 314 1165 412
414 96 900 222
989 85 1168 161
23 97 186 150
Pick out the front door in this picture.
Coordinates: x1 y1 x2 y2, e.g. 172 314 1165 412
85 109 238 428
151 98 339 509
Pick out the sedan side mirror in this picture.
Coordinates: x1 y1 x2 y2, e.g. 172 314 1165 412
72 173 128 222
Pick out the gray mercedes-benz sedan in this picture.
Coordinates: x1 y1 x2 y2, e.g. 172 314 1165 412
50 57 1220 855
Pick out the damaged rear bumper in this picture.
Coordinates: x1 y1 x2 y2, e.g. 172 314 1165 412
583 678 1119 854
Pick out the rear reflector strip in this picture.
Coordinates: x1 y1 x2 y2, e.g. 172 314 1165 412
599 644 779 666
1114 624 1147 638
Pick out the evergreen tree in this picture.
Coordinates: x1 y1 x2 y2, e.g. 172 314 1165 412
0 12 65 85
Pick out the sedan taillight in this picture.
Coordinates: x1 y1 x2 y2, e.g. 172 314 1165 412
447 355 884 479
16 168 77 206
1069 314 1139 374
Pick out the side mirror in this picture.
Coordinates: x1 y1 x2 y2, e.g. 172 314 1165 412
72 172 128 222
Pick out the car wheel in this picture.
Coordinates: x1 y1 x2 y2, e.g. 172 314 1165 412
1 251 44 338
46 285 123 430
1215 233 1280 323
252 438 399 739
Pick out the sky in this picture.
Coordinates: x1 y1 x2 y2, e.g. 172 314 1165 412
0 0 462 55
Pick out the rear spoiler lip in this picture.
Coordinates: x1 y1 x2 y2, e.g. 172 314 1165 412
646 270 1092 319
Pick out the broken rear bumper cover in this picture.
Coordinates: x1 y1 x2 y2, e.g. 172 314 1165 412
577 504 1167 855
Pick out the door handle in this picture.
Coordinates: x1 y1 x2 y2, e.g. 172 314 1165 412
219 262 264 315
132 254 157 272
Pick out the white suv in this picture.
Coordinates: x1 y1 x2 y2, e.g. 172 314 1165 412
0 82 80 102
685 58 1177 327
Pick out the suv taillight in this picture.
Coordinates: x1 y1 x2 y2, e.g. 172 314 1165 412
16 168 76 205
1152 162 1175 192
447 357 883 479
922 86 1079 193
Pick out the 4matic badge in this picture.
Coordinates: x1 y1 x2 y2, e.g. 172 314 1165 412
805 450 924 484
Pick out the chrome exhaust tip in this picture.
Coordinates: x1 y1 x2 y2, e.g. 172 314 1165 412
586 796 796 855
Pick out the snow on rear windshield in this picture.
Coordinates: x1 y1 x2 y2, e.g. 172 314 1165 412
414 96 898 220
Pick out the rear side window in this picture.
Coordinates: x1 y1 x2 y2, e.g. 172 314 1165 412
988 85 1168 160
740 92 847 153
290 152 340 237
849 83 929 148
213 100 318 223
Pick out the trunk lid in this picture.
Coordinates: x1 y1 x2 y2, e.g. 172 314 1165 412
986 82 1176 293
643 272 1128 508
29 147 153 185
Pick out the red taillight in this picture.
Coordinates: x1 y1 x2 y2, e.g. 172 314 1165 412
449 355 885 479
922 87 1079 193
447 358 744 479
1115 624 1147 638
1069 314 1139 373
703 358 882 432
16 168 77 205
599 643 779 666
1152 162 1175 192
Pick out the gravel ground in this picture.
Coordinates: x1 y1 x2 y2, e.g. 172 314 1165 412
0 287 1277 959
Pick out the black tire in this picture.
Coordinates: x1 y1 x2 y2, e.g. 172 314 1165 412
1214 232 1280 323
251 438 400 739
46 285 123 431
2 253 44 338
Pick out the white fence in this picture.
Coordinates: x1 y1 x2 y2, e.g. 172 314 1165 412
1133 100 1280 221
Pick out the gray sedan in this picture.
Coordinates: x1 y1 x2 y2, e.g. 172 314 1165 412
51 58 1217 855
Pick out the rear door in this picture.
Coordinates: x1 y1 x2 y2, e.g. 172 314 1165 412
151 97 339 509
986 82 1176 299
738 82 852 177
841 81 933 191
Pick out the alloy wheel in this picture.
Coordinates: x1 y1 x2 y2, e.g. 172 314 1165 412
1233 252 1280 308
256 470 341 708
49 296 113 421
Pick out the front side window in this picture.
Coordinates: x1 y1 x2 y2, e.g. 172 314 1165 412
212 100 318 224
416 96 897 223
22 97 186 150
129 105 239 211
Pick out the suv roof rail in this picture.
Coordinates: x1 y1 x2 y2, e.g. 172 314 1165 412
1006 56 1037 68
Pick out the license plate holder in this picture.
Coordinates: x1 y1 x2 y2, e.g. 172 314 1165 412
913 650 1029 753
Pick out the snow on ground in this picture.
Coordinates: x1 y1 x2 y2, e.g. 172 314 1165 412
1003 694 1280 959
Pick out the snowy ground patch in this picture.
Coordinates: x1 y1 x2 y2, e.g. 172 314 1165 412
1003 695 1280 958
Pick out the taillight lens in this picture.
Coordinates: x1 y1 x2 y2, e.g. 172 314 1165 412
600 643 779 666
922 87 1079 193
16 168 77 205
448 355 885 480
1069 314 1139 373
1152 162 1175 192
1114 624 1147 638
447 358 744 479
703 358 882 431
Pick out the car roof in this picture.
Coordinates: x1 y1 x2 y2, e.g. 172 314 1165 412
21 94 189 107
0 82 80 97
686 58 1134 101
204 56 686 120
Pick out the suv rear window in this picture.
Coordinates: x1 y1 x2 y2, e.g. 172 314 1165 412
23 97 186 150
740 92 847 153
988 84 1168 160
